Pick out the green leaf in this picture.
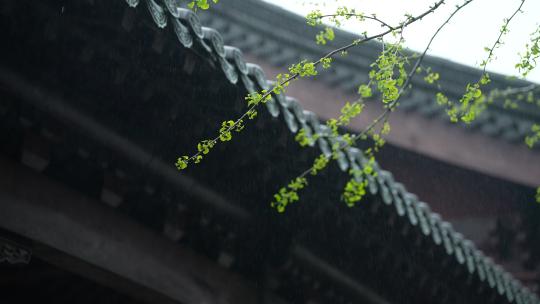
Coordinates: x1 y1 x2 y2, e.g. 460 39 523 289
175 156 189 170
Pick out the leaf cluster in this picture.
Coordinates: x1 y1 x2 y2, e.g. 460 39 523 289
271 177 308 213
187 0 218 10
516 26 540 77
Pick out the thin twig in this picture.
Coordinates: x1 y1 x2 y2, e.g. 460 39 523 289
481 0 526 75
318 13 395 30
312 0 446 67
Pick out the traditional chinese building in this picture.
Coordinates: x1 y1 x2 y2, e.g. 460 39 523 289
0 0 539 304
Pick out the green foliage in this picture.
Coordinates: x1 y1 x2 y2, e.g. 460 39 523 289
443 74 490 123
516 26 540 77
306 6 364 28
417 65 443 92
358 84 372 98
219 120 235 141
234 119 245 132
247 109 258 120
311 154 330 175
336 6 361 21
187 0 218 10
193 155 203 164
289 60 318 77
368 42 407 104
295 128 318 147
338 102 364 126
271 177 308 213
274 73 293 95
458 82 485 123
325 101 364 138
197 139 215 155
381 121 391 135
424 72 440 84
326 118 338 134
306 10 323 26
341 133 354 146
246 90 271 107
342 178 368 207
371 132 386 152
525 124 540 148
342 157 377 207
316 27 335 45
435 92 448 106
321 57 333 69
536 187 540 203
176 156 189 170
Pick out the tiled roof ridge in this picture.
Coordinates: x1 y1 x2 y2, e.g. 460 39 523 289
124 0 539 302
197 0 540 146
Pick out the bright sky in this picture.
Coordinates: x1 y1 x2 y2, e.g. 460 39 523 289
263 0 540 84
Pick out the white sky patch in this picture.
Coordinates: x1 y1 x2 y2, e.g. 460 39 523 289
262 0 540 84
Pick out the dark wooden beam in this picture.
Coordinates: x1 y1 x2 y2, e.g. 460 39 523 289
0 156 276 304
292 245 391 304
0 67 250 221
